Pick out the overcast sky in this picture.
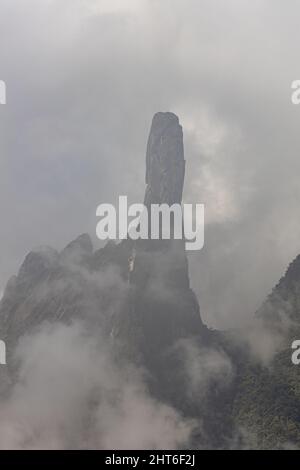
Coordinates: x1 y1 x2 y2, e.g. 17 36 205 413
1 0 300 328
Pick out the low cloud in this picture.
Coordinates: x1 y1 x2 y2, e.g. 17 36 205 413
174 338 233 399
0 321 194 449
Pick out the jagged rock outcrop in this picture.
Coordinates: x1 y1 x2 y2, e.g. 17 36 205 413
0 113 206 381
0 113 209 437
113 113 206 366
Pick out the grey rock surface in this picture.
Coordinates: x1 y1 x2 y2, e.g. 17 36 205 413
144 112 185 207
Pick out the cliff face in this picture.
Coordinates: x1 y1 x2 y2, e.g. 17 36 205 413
144 112 185 207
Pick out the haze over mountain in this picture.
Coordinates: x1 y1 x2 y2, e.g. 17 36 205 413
3 1 300 332
0 112 300 449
